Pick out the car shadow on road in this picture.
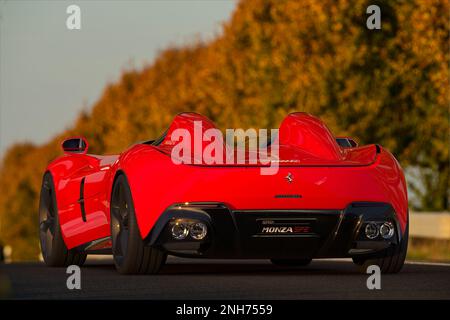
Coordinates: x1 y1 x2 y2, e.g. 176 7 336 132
85 258 363 276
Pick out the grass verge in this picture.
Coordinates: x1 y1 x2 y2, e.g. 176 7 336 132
407 237 450 262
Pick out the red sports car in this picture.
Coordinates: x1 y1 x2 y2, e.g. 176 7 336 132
39 112 409 274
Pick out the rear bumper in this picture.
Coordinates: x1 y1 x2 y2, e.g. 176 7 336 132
146 202 403 259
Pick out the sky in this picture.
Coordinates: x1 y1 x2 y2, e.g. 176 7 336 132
0 0 237 156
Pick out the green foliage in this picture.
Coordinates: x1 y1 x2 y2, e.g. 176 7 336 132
0 0 448 260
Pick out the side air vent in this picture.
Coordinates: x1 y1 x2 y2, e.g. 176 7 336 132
78 177 87 222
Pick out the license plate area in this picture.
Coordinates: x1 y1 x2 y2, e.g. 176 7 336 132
255 218 316 236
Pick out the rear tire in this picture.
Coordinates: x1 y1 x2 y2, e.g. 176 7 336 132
110 174 166 274
354 222 408 274
39 172 87 267
270 258 312 267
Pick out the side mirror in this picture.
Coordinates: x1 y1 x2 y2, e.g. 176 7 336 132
336 137 358 148
62 137 88 154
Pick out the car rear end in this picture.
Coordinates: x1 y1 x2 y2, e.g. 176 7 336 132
132 146 408 262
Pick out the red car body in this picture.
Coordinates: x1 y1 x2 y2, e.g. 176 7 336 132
40 112 409 273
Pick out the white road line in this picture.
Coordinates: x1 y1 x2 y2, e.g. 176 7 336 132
406 261 450 267
318 258 450 267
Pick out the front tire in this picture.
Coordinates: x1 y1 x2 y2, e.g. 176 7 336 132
354 222 409 274
110 174 166 274
39 172 87 267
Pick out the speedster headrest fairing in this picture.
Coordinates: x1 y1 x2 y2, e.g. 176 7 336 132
153 112 378 167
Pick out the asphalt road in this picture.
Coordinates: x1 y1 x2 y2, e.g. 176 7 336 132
1 257 449 299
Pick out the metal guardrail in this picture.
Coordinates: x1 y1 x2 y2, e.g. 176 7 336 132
410 212 450 240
